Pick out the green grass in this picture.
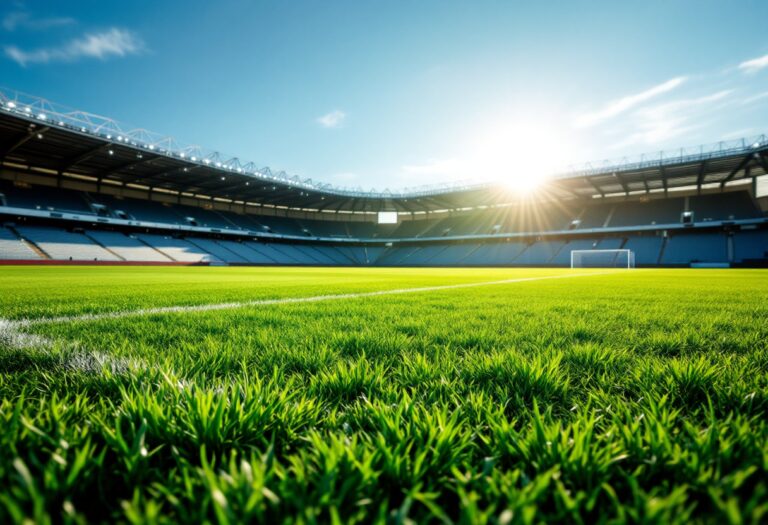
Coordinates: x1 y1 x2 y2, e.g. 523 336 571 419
1 266 767 524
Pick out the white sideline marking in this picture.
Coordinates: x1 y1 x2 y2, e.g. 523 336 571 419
0 318 141 374
10 271 615 328
0 318 52 349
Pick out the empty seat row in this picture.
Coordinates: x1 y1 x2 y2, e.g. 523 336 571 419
0 227 42 259
1 179 763 239
0 225 765 267
15 226 119 261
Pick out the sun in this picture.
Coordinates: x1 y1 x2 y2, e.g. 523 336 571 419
466 118 576 193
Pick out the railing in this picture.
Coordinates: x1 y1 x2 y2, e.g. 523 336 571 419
559 136 768 179
1 86 766 199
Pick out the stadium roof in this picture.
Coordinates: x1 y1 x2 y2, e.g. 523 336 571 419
1 87 767 213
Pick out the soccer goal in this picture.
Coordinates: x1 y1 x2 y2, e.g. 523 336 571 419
571 249 635 269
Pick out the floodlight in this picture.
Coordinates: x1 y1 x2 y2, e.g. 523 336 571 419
7 102 15 109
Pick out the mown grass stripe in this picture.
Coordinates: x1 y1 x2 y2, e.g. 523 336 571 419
13 271 615 327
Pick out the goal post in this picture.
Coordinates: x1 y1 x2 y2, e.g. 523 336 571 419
571 249 635 269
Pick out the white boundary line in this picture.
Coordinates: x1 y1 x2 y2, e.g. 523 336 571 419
9 271 615 328
1 271 615 375
0 318 143 374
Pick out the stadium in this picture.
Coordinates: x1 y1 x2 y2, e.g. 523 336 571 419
1 88 766 268
1 2 768 524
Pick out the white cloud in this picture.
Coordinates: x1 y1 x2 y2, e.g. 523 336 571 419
574 76 687 128
316 110 346 128
738 54 768 74
634 90 733 120
720 128 757 140
2 11 75 31
611 90 734 149
742 91 768 105
4 28 143 66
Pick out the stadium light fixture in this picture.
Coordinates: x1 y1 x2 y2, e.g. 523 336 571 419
6 102 15 109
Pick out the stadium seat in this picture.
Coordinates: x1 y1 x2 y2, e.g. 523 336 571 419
661 232 728 265
15 226 121 261
0 226 43 259
135 234 220 263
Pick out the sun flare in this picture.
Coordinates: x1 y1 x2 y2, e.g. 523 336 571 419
467 119 577 193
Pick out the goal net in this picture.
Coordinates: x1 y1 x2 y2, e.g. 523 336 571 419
571 249 635 269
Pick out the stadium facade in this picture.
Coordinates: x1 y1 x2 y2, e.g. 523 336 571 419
0 88 766 267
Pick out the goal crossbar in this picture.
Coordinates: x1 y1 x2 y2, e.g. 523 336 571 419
571 249 635 269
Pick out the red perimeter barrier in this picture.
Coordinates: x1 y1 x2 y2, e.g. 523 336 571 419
0 260 210 266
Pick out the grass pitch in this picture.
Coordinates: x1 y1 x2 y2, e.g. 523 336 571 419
1 266 767 524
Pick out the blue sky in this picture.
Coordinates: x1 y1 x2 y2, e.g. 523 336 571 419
3 0 768 191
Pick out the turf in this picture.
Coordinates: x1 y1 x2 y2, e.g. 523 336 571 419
1 266 767 524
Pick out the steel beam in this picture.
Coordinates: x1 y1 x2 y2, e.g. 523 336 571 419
719 154 752 188
613 172 629 194
1 126 49 158
98 155 159 179
121 164 201 186
755 152 768 175
584 176 604 197
696 159 708 192
59 142 111 171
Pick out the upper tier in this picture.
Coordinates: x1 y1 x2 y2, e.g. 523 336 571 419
0 179 764 241
1 87 767 214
